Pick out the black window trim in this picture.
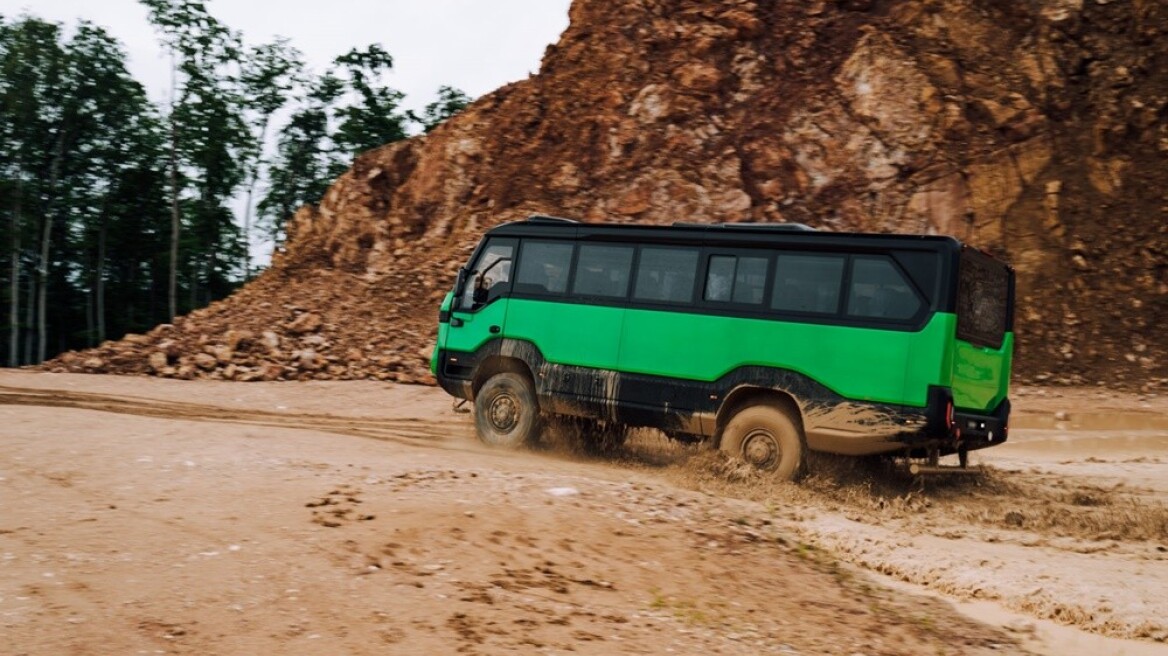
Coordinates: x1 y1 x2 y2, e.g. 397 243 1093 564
502 237 936 332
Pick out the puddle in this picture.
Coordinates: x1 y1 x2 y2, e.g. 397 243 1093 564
1004 411 1168 457
1013 412 1168 431
1002 429 1168 457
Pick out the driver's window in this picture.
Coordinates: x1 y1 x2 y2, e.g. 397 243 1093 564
460 243 513 310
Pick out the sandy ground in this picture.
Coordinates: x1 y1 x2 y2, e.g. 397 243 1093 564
0 372 1165 655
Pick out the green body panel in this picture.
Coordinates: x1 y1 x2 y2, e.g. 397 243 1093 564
431 292 454 375
949 332 1014 412
444 298 511 359
503 299 625 370
619 306 952 407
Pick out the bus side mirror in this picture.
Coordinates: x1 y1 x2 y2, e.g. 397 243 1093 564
471 257 511 306
454 267 468 297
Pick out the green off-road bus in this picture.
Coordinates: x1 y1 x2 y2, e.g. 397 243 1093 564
432 216 1014 479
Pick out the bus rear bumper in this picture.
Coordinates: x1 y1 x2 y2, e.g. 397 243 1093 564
904 391 1010 456
950 398 1010 452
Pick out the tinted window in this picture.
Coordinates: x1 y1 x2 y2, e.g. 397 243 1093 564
847 257 921 320
733 257 768 304
704 255 769 304
515 241 573 295
705 256 736 302
956 248 1009 348
634 247 699 303
461 242 513 309
573 244 634 298
772 254 845 314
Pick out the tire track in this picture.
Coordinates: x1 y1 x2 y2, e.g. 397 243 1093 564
0 384 472 450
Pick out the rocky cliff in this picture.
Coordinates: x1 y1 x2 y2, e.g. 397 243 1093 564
51 0 1168 389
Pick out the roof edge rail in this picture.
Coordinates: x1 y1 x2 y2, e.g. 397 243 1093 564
719 222 817 232
526 215 578 224
670 221 818 231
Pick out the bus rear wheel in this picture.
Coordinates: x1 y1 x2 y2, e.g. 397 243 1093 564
474 372 540 449
720 405 806 481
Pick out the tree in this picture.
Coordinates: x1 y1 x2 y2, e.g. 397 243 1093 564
141 0 253 313
1 6 474 367
331 44 411 156
62 24 164 345
1 16 167 363
0 14 20 365
412 85 471 133
139 0 219 320
258 73 344 242
238 38 303 278
173 66 251 306
259 44 417 241
0 16 68 364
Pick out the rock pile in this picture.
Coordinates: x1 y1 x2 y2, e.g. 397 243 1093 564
48 267 446 384
46 0 1168 389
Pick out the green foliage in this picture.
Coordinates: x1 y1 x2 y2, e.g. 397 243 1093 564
260 46 460 239
331 44 410 156
1 4 475 365
1 14 170 364
241 38 304 117
239 38 306 265
413 85 471 133
257 75 345 240
143 0 253 307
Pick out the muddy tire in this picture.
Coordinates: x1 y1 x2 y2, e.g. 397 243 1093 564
474 373 540 449
719 404 806 480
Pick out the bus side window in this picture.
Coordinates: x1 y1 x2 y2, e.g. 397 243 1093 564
634 247 699 304
515 241 574 296
572 244 634 298
846 257 922 320
772 253 845 314
733 257 768 304
705 257 736 302
704 255 769 305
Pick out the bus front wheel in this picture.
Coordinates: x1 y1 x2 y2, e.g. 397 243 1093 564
720 405 806 481
474 373 540 449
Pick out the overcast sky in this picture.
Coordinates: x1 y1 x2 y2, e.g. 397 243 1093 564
0 0 573 113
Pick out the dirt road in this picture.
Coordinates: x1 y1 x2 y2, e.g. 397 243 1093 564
0 372 1164 655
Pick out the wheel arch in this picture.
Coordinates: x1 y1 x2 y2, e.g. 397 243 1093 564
715 386 805 447
472 356 536 399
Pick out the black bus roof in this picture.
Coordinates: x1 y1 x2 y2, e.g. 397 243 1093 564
486 215 965 255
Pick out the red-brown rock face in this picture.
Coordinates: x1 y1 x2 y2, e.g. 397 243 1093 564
52 0 1168 388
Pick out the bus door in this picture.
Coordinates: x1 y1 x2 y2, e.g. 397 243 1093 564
444 238 516 358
